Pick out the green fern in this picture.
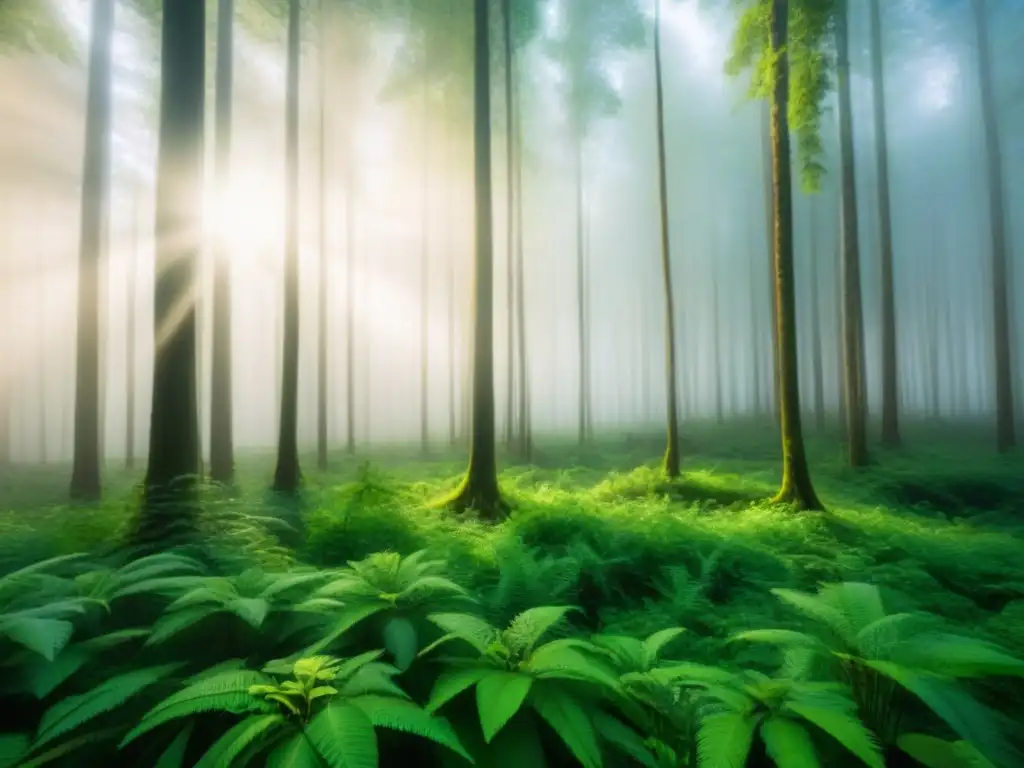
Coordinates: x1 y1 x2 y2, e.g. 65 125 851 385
424 606 627 766
301 550 469 666
731 582 1024 764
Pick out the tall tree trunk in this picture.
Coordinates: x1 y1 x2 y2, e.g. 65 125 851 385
126 197 138 470
317 0 329 471
972 0 1015 451
448 0 505 519
761 102 781 426
869 0 900 447
809 197 825 431
574 135 588 446
138 0 205 544
769 0 822 511
273 0 302 493
71 0 114 500
502 0 516 449
749 227 764 417
420 55 431 455
654 0 681 477
345 154 356 454
836 0 869 467
513 68 530 460
210 0 235 484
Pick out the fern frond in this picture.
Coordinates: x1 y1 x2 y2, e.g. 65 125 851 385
760 716 821 767
428 613 499 654
146 605 219 645
504 606 576 655
818 583 886 639
122 669 276 746
641 627 686 668
525 640 621 689
592 711 660 768
350 695 473 762
194 714 289 768
696 711 759 768
35 663 182 748
153 723 192 768
785 697 883 768
892 634 1024 678
305 702 377 768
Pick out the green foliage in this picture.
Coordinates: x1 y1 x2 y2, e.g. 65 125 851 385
732 582 1024 766
725 0 836 191
2 435 1023 766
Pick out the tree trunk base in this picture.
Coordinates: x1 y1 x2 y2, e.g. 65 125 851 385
771 484 824 512
439 474 509 523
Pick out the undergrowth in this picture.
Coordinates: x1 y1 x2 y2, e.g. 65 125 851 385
0 429 1021 766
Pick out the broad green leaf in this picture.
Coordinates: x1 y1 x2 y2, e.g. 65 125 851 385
382 616 418 671
230 598 271 629
696 711 758 768
306 702 377 768
194 714 288 768
303 604 387 655
477 672 532 742
1 618 74 661
350 695 473 762
427 667 491 713
530 683 602 768
897 734 997 768
760 717 821 768
267 732 321 768
146 606 219 645
641 627 687 666
592 711 660 768
785 701 883 768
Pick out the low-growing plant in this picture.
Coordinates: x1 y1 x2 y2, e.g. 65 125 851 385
730 582 1024 765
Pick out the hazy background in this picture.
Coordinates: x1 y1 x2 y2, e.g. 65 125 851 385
0 0 1021 463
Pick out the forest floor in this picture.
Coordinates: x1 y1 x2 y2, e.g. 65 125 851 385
2 418 1022 667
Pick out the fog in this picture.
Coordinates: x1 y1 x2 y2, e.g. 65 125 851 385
0 0 1021 465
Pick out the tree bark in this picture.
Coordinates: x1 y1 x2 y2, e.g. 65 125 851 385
574 134 589 446
137 0 205 545
71 0 114 500
761 102 780 426
420 43 431 455
502 0 516 450
317 0 329 471
273 0 302 493
654 0 681 477
126 196 137 470
868 0 900 447
769 0 823 511
513 64 531 460
836 0 869 467
447 0 506 520
972 0 1015 451
210 0 235 484
809 196 825 431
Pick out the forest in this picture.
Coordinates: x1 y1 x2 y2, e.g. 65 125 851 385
0 0 1022 766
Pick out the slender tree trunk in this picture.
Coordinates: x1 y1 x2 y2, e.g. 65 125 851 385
809 197 825 431
137 0 205 544
868 0 900 446
768 0 822 510
317 1 330 471
502 0 516 449
447 0 505 519
513 69 530 460
574 135 588 446
345 155 356 454
836 0 869 467
420 54 431 455
209 0 235 484
761 102 781 426
71 0 114 500
750 228 764 417
273 0 302 493
126 197 138 470
972 0 1015 451
654 0 681 477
